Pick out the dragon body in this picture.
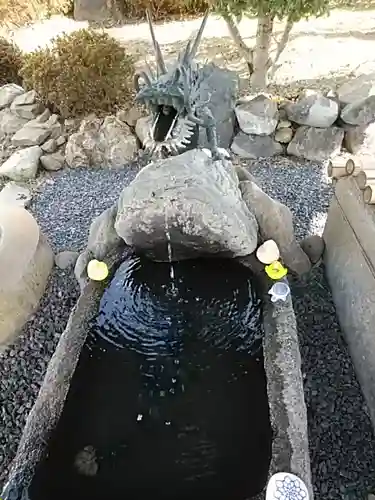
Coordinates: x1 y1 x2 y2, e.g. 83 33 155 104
134 10 221 160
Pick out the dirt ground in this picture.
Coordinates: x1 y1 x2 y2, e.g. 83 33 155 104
3 8 375 95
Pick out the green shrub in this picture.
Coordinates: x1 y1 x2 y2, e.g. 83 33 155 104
0 0 73 28
20 29 135 118
0 37 23 86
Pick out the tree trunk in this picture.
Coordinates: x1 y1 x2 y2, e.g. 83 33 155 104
222 11 254 75
269 16 294 80
250 14 274 90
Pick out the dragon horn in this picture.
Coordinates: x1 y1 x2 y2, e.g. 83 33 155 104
133 71 152 92
144 58 155 80
146 8 167 75
181 40 193 67
188 9 210 60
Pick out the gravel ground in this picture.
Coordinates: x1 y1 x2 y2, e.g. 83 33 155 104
1 155 375 499
247 156 375 500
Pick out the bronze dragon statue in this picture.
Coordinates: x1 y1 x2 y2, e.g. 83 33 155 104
134 9 223 160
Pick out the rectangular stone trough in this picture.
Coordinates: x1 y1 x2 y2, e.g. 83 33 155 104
2 248 313 500
324 176 375 430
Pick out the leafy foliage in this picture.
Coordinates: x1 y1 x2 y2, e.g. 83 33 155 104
0 37 23 86
118 0 207 20
0 0 73 27
213 0 330 22
19 29 135 118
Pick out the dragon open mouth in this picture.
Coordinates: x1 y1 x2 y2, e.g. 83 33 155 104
138 97 198 156
133 9 211 157
153 104 178 142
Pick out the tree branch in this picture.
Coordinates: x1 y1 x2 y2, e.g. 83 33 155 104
269 15 294 79
221 11 254 73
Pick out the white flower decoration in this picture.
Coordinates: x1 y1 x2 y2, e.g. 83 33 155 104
266 472 309 500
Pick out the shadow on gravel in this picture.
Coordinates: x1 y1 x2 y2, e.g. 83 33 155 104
288 29 375 41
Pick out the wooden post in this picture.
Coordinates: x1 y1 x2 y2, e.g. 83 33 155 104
327 156 349 179
356 169 375 190
346 155 375 176
363 183 375 204
346 158 362 176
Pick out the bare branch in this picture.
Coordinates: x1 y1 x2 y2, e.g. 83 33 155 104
269 16 294 79
222 11 254 71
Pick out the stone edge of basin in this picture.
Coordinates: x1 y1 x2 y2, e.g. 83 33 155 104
1 255 312 500
262 292 313 500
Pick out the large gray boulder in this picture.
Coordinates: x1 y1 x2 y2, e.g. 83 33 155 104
115 148 258 261
74 0 120 21
198 63 238 149
235 94 279 136
0 108 29 135
239 180 312 276
0 84 24 110
286 91 339 128
341 95 375 127
65 115 138 169
0 145 42 181
10 90 43 120
344 122 375 154
231 131 283 159
287 126 344 161
0 206 53 349
338 73 375 106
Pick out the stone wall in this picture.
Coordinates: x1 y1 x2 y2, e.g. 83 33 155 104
1 71 375 185
230 72 375 161
0 84 66 180
0 83 141 182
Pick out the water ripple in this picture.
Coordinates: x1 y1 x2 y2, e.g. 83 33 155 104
90 255 264 360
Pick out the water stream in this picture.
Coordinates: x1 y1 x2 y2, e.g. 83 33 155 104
30 255 272 500
164 200 177 296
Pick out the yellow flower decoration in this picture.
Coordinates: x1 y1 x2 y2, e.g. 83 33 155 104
87 259 109 281
264 260 288 280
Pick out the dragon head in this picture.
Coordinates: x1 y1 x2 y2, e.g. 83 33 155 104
134 10 210 157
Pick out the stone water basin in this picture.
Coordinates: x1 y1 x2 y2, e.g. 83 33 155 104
2 251 312 500
32 255 270 500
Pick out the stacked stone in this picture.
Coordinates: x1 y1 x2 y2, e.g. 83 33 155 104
230 72 375 161
0 84 66 181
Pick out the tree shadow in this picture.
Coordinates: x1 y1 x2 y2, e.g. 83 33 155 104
329 0 375 10
130 34 358 98
286 28 375 41
130 35 252 82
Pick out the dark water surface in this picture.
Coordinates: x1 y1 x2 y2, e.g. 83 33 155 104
30 256 272 500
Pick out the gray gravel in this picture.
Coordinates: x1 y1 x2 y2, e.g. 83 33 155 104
246 156 375 500
1 155 375 499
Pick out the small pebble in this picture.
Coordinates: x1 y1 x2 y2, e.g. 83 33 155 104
55 250 79 270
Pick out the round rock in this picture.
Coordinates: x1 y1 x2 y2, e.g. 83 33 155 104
0 206 54 348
